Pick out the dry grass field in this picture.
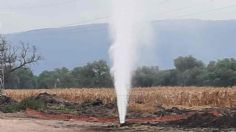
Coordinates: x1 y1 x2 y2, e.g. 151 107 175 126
5 87 236 112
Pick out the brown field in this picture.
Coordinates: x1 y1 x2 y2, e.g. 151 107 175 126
5 87 236 112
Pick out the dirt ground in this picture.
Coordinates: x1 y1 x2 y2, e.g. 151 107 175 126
0 93 236 132
0 113 96 132
0 112 235 132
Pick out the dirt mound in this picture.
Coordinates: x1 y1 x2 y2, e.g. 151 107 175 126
169 110 236 128
35 92 74 106
0 95 18 113
0 95 16 105
31 93 117 117
77 99 117 117
154 106 192 116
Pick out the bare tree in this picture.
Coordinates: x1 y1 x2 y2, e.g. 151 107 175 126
0 36 41 81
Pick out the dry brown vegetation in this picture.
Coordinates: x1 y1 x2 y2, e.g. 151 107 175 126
5 87 236 112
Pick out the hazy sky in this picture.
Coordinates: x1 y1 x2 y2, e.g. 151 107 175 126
0 0 236 33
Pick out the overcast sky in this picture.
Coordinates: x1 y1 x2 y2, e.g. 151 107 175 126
0 0 236 33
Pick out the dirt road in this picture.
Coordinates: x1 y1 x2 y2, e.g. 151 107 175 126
0 118 97 132
0 112 99 132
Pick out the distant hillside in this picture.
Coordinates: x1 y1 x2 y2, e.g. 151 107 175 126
6 19 236 74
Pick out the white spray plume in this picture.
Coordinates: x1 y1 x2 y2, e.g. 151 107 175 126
109 0 153 124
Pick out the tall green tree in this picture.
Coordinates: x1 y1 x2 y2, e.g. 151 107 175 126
37 71 56 88
132 66 159 87
53 67 73 88
6 67 36 89
153 69 178 86
174 56 205 86
174 56 204 72
71 60 113 88
207 58 236 87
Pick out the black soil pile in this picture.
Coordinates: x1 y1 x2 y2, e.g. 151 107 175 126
77 99 117 117
30 92 77 114
30 93 117 117
154 106 193 116
0 95 18 113
168 108 236 128
35 92 74 106
0 95 16 105
127 106 193 118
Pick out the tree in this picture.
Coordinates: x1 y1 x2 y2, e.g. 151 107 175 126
174 56 204 72
177 68 206 86
37 67 73 88
153 69 178 86
38 70 56 88
0 37 41 84
207 58 236 87
53 67 73 88
71 60 113 88
174 56 205 86
6 68 36 89
132 66 159 87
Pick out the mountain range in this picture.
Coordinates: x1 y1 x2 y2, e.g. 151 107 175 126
5 19 236 74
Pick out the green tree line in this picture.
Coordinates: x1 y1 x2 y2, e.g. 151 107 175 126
6 60 113 89
5 56 236 89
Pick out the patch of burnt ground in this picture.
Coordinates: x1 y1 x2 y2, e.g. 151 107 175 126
35 92 73 106
0 95 17 105
77 99 117 117
138 107 236 128
0 95 18 113
154 106 193 116
30 93 118 117
168 109 236 128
